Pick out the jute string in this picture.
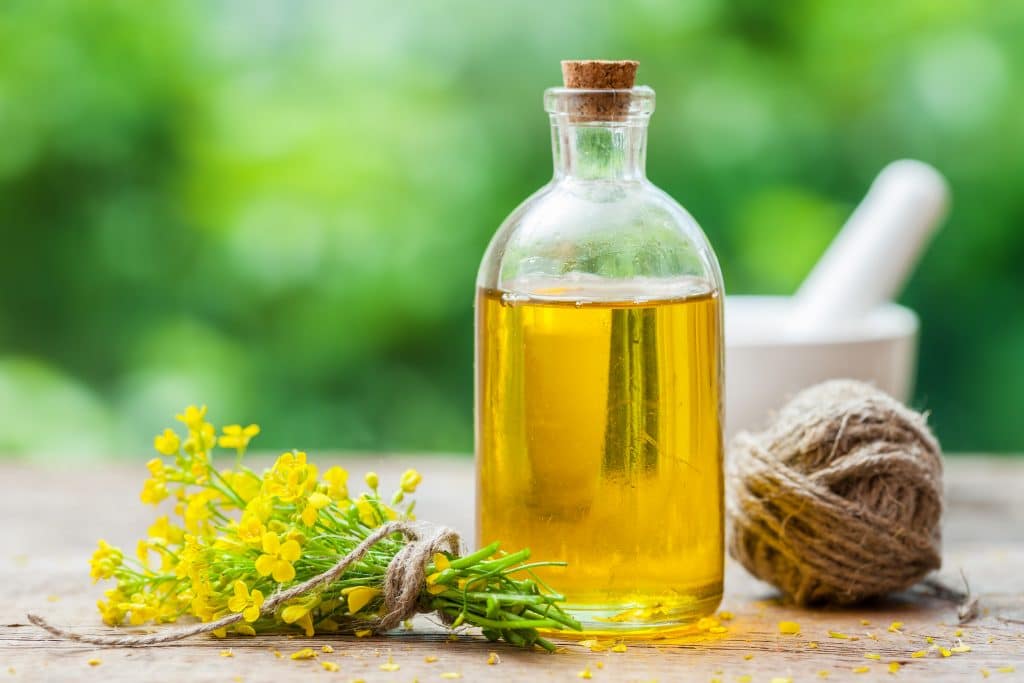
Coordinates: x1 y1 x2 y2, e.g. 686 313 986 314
727 380 943 606
28 521 460 647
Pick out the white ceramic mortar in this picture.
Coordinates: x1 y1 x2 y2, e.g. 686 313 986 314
722 159 948 437
724 295 919 437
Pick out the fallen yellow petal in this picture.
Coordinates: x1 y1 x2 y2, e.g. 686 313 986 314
220 649 234 658
718 611 734 620
611 643 628 653
888 662 901 673
321 661 339 672
951 644 972 653
911 650 927 658
853 666 870 673
807 641 819 649
743 654 754 661
291 648 317 660
981 669 990 678
954 628 964 637
579 639 607 652
578 668 593 680
487 652 499 666
322 645 334 653
737 676 752 683
697 616 720 630
87 659 102 667
424 655 439 663
829 630 849 639
770 678 793 683
709 626 727 634
778 621 801 635
996 666 1015 673
818 671 830 679
354 628 372 638
865 653 881 661
596 662 605 670
861 619 871 626
379 657 400 672
888 621 904 633
940 647 952 657
440 673 462 680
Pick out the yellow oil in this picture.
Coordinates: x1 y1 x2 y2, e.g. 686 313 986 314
476 284 723 634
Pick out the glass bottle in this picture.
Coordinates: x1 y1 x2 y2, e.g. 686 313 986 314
475 64 724 634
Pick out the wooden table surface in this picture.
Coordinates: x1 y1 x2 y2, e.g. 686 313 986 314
2 455 1023 682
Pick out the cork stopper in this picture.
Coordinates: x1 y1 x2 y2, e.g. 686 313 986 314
561 60 639 89
559 60 639 120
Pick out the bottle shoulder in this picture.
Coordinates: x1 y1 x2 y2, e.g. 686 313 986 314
477 179 722 295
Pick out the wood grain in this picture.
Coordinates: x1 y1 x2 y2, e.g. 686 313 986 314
2 455 1022 682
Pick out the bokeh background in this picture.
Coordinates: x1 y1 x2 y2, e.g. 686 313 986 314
1 1 1021 458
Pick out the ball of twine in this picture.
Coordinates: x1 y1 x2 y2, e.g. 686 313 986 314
727 379 943 606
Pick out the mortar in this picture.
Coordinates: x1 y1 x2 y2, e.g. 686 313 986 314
723 159 949 437
724 295 919 437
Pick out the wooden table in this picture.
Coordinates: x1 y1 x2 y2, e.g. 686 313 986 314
2 455 1022 682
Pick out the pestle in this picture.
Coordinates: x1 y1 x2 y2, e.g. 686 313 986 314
785 159 950 337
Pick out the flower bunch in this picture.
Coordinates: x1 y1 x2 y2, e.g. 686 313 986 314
91 406 579 650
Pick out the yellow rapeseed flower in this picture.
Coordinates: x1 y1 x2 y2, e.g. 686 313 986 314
255 532 301 582
365 471 379 490
176 405 208 431
433 552 451 572
237 512 266 547
218 424 260 452
300 492 332 526
344 586 382 615
153 429 180 455
147 515 184 545
97 588 126 626
89 540 123 582
183 422 216 457
355 495 378 527
227 580 264 622
281 598 319 631
264 451 318 503
323 466 349 501
399 469 423 493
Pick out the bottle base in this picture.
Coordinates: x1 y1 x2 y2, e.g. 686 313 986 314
547 582 724 638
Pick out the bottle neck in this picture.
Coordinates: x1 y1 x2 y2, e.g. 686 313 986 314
550 119 649 181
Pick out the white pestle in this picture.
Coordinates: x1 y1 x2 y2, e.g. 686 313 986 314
785 159 950 337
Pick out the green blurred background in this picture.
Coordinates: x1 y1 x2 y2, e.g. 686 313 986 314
1 1 1021 458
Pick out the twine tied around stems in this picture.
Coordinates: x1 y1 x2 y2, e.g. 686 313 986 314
28 521 460 647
